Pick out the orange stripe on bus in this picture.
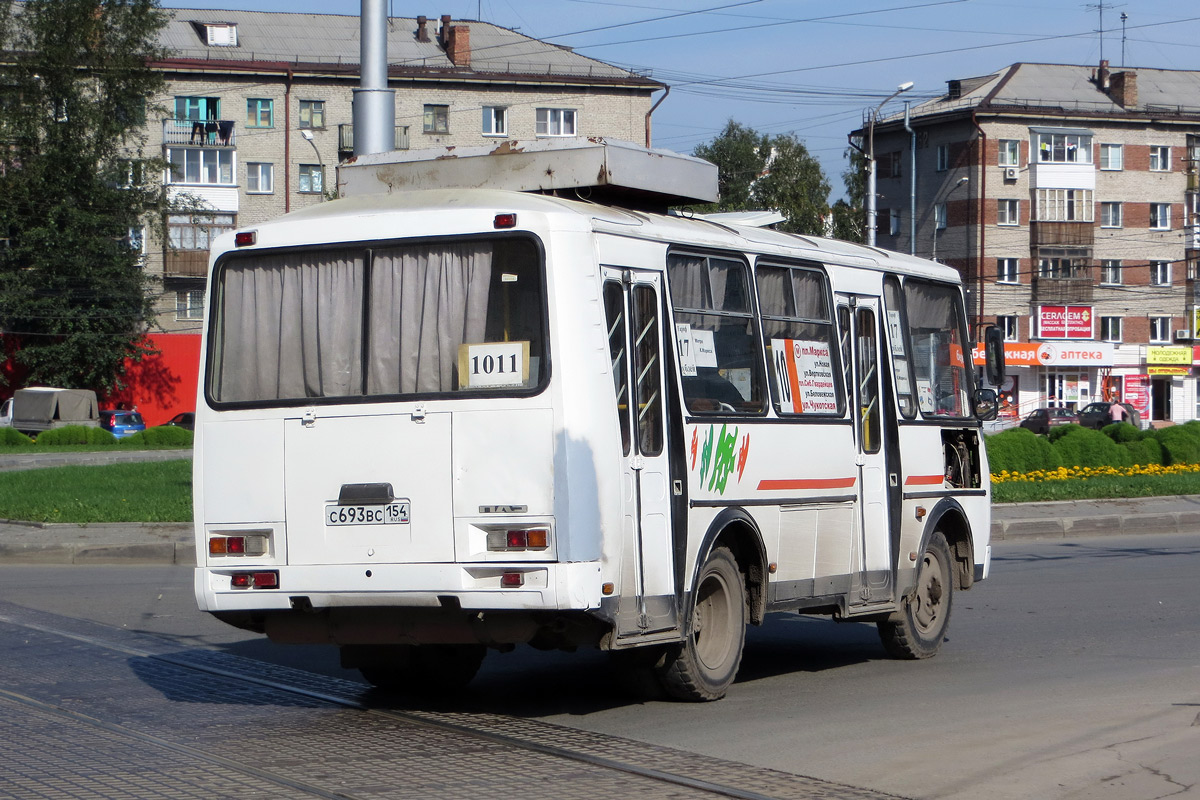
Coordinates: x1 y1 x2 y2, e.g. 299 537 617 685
757 477 857 491
904 474 945 486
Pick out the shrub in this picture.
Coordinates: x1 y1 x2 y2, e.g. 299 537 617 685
1122 437 1163 466
0 427 35 446
119 425 193 448
1154 424 1200 465
1050 425 1132 468
985 427 1061 473
1101 422 1141 443
33 425 117 446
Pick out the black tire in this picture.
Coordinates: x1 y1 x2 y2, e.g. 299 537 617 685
657 546 746 701
354 643 487 693
877 530 954 659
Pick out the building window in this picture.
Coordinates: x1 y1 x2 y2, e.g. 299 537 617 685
1100 201 1122 228
1100 316 1122 343
246 162 273 194
934 202 947 229
1151 203 1171 230
880 151 902 179
935 144 949 172
299 100 325 129
175 96 219 121
167 213 235 251
997 199 1019 226
298 164 324 194
998 315 1019 341
997 257 1019 284
536 107 576 137
482 106 507 136
1150 316 1171 343
998 139 1020 166
168 148 235 185
423 104 449 134
1151 260 1171 286
1039 257 1082 279
1036 188 1093 222
204 23 237 47
246 98 273 128
1036 132 1092 163
176 289 205 321
889 207 901 236
1099 143 1123 170
1100 259 1122 285
1149 145 1170 172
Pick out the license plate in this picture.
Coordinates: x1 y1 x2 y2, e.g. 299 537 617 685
325 501 410 526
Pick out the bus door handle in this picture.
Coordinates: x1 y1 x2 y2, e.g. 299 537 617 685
302 408 317 428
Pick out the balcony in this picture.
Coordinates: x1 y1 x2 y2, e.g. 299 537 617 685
1032 271 1093 305
1031 221 1094 248
164 250 208 278
162 118 236 147
337 124 410 158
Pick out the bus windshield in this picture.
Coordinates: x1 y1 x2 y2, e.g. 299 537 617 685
208 236 545 404
904 280 972 418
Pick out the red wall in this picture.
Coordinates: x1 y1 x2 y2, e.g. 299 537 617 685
107 334 202 426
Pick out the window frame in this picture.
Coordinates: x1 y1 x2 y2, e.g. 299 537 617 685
997 198 1019 226
1100 201 1123 228
998 139 1020 167
482 106 508 137
246 162 274 194
167 147 236 186
1099 316 1122 343
935 144 949 172
176 289 206 321
1151 260 1172 286
298 164 324 194
1150 316 1172 343
423 103 450 134
246 98 273 128
1100 259 1122 286
998 315 1019 341
536 107 577 137
1035 132 1093 164
1151 203 1171 230
996 257 1020 284
167 213 236 251
298 99 325 130
934 202 947 230
1036 188 1094 222
1149 145 1170 172
1099 143 1123 170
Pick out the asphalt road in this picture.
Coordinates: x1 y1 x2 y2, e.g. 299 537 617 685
1 531 1197 800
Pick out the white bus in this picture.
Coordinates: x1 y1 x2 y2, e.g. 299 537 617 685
194 173 1004 701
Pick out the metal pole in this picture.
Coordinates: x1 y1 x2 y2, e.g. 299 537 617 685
904 101 916 255
866 82 912 247
353 0 396 157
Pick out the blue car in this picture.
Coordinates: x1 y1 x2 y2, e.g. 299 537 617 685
100 409 146 439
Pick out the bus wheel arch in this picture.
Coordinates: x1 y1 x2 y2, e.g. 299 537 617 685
921 498 975 591
695 508 767 625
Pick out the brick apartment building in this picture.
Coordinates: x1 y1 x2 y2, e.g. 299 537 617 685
113 9 663 421
862 62 1200 425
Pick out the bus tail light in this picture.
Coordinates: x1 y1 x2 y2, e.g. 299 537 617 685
230 571 279 589
487 528 549 552
209 533 269 557
500 572 524 588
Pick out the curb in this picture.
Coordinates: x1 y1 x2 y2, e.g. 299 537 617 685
0 522 194 566
991 511 1200 541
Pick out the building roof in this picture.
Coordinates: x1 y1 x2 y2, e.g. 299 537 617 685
880 62 1200 126
158 8 658 86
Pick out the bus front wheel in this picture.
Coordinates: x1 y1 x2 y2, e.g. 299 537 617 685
657 546 746 701
877 530 954 659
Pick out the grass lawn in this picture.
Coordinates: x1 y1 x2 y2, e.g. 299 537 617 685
0 459 192 523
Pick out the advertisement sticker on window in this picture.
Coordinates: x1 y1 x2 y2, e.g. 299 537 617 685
771 338 838 414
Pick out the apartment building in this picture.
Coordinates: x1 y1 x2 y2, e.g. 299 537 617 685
863 62 1200 425
113 9 662 420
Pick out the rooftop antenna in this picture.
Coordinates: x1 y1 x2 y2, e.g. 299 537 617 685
1120 11 1128 67
1086 2 1125 66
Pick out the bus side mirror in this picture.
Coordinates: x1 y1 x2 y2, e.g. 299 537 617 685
974 388 999 421
983 325 1006 387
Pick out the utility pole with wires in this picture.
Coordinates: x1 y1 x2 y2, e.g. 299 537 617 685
1086 1 1125 66
1120 11 1128 67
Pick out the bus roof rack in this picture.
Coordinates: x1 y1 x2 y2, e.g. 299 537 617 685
337 137 719 212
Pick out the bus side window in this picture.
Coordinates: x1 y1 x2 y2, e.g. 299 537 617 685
603 281 632 456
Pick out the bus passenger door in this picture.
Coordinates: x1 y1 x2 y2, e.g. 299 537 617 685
838 296 895 607
602 268 678 637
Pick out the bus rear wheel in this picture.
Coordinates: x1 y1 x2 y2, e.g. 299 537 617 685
877 531 954 659
349 643 487 693
657 546 746 701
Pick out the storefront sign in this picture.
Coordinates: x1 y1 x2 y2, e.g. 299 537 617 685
1124 375 1151 420
1037 305 1093 339
1148 366 1189 376
974 341 1114 367
1146 346 1191 365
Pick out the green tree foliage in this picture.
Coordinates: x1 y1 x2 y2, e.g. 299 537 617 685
0 0 170 392
693 120 831 236
829 147 866 243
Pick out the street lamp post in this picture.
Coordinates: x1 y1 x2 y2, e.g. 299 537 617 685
866 81 913 247
301 129 324 199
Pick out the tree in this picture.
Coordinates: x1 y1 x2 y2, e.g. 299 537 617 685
693 120 831 237
0 0 170 392
830 146 866 243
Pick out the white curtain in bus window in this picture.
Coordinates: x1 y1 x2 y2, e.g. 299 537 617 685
213 250 364 402
883 277 917 418
667 253 765 414
368 242 494 394
755 265 842 416
904 280 970 418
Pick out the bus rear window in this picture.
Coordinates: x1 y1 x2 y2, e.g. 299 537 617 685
209 237 546 404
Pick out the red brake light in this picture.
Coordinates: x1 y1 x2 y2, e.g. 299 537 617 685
234 231 257 247
231 573 251 588
253 571 279 589
500 572 524 588
494 213 517 229
227 536 246 554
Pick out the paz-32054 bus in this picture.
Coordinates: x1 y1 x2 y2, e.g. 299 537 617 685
194 154 1003 701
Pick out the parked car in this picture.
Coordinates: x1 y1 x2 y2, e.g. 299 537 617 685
1019 407 1078 435
0 388 100 436
99 409 146 439
1077 401 1141 430
163 412 194 431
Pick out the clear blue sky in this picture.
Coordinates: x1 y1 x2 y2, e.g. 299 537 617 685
160 0 1200 193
